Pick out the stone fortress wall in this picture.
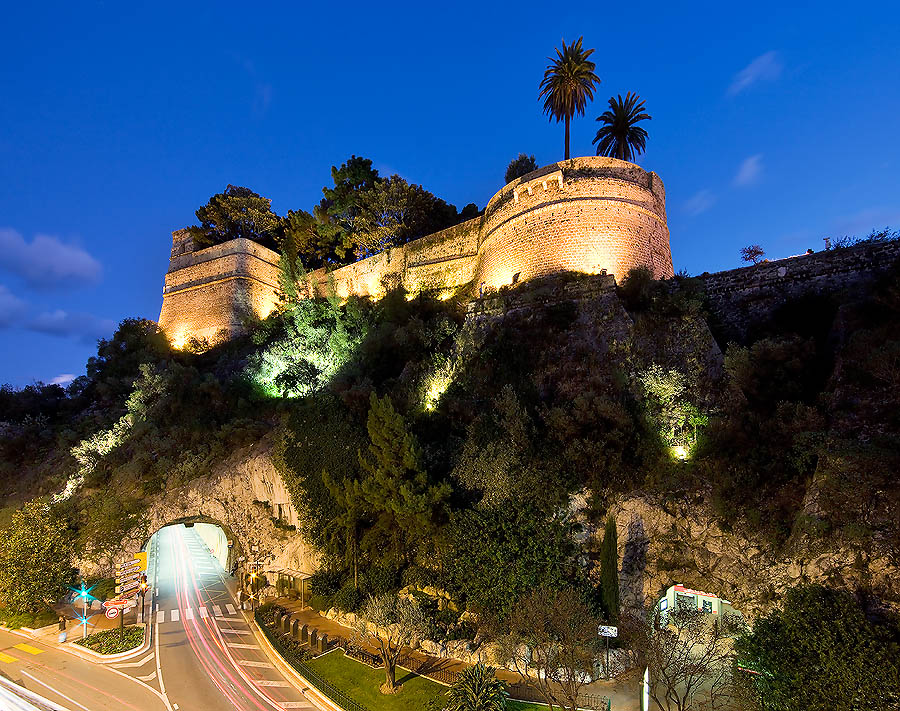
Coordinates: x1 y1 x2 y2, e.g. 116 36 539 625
158 156 675 342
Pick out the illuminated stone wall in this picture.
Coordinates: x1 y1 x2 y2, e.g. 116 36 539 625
158 157 673 343
158 232 281 346
475 157 672 290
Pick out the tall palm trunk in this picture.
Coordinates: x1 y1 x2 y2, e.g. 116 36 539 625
564 115 571 159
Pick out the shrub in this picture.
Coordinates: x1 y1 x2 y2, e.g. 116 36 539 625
332 583 363 613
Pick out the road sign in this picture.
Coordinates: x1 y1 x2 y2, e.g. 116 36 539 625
116 571 141 585
133 552 148 571
598 625 618 638
105 607 119 620
103 597 136 610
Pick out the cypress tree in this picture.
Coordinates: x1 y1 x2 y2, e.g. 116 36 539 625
600 514 619 620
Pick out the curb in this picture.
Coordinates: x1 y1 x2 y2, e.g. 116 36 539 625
243 611 341 711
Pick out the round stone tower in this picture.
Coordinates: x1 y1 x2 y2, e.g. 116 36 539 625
474 156 673 291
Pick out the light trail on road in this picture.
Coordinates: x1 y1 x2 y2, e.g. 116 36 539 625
164 524 305 711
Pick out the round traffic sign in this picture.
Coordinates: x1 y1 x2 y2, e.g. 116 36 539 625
105 607 119 619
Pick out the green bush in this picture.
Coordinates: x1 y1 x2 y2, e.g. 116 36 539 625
76 625 144 654
332 582 363 612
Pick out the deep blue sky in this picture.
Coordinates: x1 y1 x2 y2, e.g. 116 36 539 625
2 1 899 387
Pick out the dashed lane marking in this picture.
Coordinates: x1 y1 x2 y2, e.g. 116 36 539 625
236 660 275 668
219 629 252 635
12 644 43 655
199 606 209 619
226 604 236 615
254 680 291 687
214 605 224 617
225 643 257 649
184 608 193 621
158 610 165 623
279 703 314 709
171 609 179 622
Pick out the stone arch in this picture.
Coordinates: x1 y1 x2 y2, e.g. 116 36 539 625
109 436 320 583
141 514 245 574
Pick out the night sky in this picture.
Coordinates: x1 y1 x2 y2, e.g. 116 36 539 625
2 1 898 386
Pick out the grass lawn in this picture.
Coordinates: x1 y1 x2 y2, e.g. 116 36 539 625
304 649 547 711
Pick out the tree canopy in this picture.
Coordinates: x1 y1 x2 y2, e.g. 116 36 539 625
539 37 600 160
505 153 538 184
0 501 73 614
734 585 900 711
187 185 280 249
592 92 651 162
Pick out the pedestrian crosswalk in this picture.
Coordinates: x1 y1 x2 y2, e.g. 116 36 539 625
155 605 241 624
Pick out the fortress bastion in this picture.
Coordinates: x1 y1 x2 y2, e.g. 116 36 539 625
158 156 674 344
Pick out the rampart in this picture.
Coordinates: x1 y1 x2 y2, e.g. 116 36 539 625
700 239 900 342
158 233 281 346
158 156 674 343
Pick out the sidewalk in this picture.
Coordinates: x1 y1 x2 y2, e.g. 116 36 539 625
271 599 639 709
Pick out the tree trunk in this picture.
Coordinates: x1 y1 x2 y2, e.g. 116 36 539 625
564 115 571 160
384 659 396 690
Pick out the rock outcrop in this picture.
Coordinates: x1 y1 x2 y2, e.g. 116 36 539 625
77 434 319 579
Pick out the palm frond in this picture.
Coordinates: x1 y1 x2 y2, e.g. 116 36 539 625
592 91 652 162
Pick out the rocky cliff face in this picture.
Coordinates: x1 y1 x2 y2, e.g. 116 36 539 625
77 435 320 579
607 494 900 619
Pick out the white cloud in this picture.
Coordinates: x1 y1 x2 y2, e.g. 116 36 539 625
27 309 115 343
50 373 76 386
0 285 27 327
728 51 783 96
684 189 716 216
0 228 102 289
734 154 763 187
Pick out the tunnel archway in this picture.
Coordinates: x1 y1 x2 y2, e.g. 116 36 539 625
143 515 245 576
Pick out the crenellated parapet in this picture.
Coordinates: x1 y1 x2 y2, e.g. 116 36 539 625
157 156 674 345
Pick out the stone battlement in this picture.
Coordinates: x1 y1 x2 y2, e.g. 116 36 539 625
158 156 673 344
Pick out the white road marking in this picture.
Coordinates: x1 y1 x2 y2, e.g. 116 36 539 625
112 652 155 668
219 628 252 635
158 610 165 623
19 670 92 711
254 680 291 687
199 606 209 618
236 660 275 668
279 703 313 709
184 608 193 620
226 604 236 615
214 605 224 617
137 671 157 681
225 643 257 649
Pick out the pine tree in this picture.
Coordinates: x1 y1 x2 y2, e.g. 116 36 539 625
600 514 619 620
358 392 450 568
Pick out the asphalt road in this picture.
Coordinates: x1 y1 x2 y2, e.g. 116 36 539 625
1 523 317 711
0 626 166 711
148 523 315 711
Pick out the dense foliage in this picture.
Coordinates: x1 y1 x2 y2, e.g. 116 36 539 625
735 585 900 711
1 232 899 657
0 501 73 613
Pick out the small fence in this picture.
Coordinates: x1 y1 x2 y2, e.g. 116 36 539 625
507 682 611 710
295 660 370 711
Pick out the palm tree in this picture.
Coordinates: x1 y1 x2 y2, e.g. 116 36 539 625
539 37 601 160
592 92 652 162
